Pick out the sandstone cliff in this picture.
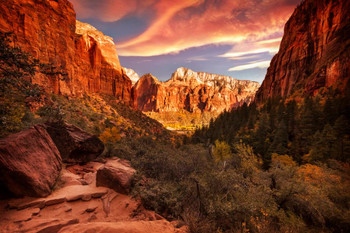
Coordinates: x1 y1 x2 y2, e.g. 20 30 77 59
255 0 350 102
0 0 131 104
133 67 260 113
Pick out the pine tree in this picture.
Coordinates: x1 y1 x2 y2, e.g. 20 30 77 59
253 112 271 167
269 120 289 155
333 115 350 161
309 124 337 161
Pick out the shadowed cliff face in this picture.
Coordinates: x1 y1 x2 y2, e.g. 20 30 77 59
0 0 132 104
133 68 260 113
256 0 350 103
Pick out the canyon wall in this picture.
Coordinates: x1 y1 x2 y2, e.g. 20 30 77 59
0 0 131 104
133 67 260 113
255 0 350 102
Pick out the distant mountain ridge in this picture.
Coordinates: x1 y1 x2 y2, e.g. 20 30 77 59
168 67 259 90
133 67 260 113
0 0 260 115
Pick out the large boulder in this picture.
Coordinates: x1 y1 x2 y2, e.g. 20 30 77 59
0 125 62 197
42 122 104 163
96 158 136 194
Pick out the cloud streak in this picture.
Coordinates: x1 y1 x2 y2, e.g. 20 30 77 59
71 0 300 57
229 60 271 71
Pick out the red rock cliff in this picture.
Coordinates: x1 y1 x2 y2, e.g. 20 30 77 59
0 0 131 104
133 68 260 113
255 0 350 102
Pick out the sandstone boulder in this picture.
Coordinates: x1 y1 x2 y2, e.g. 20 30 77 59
0 125 62 197
96 159 136 194
42 122 104 163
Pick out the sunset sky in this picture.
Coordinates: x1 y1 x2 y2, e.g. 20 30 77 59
70 0 301 82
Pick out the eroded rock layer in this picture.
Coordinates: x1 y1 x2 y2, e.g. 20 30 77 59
0 0 131 104
133 67 260 113
255 0 350 102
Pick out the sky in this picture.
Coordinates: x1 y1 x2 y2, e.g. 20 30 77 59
70 0 301 83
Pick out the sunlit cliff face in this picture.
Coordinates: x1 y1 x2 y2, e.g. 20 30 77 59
70 0 301 82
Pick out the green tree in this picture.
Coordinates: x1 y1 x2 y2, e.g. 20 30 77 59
309 124 337 161
333 115 350 161
0 32 64 136
269 120 289 155
253 112 272 167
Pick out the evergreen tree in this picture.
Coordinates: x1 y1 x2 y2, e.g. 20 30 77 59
269 120 289 155
253 112 271 167
333 115 350 161
309 124 337 161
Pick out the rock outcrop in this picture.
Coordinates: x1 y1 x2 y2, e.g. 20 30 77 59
133 67 260 113
0 0 132 104
255 0 350 103
0 160 187 233
96 158 136 194
0 125 62 197
74 21 131 102
42 122 104 163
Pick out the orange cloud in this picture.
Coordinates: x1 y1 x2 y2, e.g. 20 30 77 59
118 0 300 56
70 0 156 22
220 37 282 59
70 0 301 56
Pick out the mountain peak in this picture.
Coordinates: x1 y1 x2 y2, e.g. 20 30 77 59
123 68 140 85
136 73 159 85
169 67 260 91
133 68 260 113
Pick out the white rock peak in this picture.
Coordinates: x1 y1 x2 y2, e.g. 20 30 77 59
169 67 260 91
123 67 140 85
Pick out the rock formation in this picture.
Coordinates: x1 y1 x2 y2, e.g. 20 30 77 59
0 125 62 197
255 0 350 103
59 221 185 233
124 67 140 85
0 0 132 104
0 159 187 233
133 67 260 113
96 158 136 195
43 122 104 163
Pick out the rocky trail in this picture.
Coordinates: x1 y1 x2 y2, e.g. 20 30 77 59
0 159 188 233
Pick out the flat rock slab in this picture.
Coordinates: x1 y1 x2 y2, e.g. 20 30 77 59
64 186 108 202
4 207 41 223
18 218 79 233
7 186 108 211
8 198 46 210
45 197 66 206
58 220 187 233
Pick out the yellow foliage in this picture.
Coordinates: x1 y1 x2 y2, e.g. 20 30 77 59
213 140 231 162
298 164 341 186
99 127 121 143
271 154 297 167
